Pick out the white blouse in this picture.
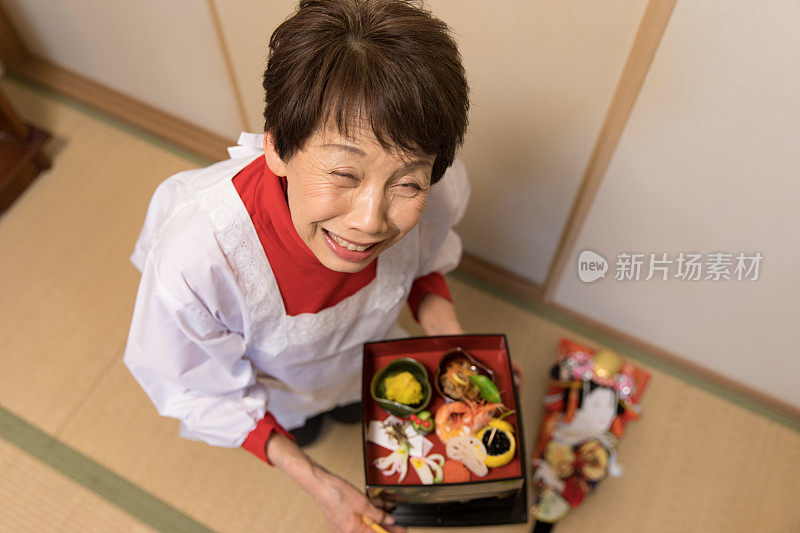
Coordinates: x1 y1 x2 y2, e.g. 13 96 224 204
123 132 470 448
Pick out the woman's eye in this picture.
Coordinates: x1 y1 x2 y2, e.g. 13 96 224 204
396 182 424 197
331 172 359 183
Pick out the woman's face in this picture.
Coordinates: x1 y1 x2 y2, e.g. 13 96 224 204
263 123 434 273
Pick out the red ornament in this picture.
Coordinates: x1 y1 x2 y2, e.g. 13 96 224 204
561 477 587 507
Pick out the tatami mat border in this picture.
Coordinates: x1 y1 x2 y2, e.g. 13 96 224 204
4 72 797 436
0 406 214 533
4 72 213 168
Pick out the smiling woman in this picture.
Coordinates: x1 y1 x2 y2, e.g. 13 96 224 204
123 1 470 531
264 124 434 273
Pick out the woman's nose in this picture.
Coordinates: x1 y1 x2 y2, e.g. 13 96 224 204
346 185 389 236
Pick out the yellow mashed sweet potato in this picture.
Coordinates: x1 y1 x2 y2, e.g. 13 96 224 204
384 371 423 405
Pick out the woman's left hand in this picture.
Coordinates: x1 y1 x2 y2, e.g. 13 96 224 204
511 361 523 389
417 293 524 388
417 294 463 336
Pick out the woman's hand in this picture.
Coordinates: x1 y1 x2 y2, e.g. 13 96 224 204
314 470 405 533
267 433 405 532
416 293 523 388
511 361 523 389
416 293 463 336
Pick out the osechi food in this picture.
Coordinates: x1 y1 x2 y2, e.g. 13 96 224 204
476 419 516 468
442 457 471 483
440 359 482 402
368 348 521 489
384 370 423 405
445 435 488 477
434 401 503 442
409 411 434 434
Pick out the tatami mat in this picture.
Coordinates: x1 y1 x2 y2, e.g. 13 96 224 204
1 75 798 533
0 439 154 532
0 77 195 435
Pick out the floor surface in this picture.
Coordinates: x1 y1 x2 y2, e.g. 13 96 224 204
1 75 798 533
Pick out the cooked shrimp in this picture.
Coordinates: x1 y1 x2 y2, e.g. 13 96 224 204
434 401 504 442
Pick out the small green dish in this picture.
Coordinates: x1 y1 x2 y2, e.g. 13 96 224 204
370 357 432 417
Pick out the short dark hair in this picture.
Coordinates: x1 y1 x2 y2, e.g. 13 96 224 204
262 0 469 184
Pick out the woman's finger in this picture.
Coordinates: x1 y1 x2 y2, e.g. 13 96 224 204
367 516 407 533
361 513 406 533
511 360 524 388
363 500 405 532
367 494 396 512
359 494 395 527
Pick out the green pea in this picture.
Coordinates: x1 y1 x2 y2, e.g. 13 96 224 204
468 374 502 404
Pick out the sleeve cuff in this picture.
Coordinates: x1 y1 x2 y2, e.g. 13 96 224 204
241 412 295 465
407 272 452 322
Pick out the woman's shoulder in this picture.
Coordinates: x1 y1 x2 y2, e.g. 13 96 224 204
132 155 261 270
137 163 274 331
147 155 261 228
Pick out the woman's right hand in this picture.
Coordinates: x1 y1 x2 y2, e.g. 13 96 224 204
314 469 405 533
267 433 405 532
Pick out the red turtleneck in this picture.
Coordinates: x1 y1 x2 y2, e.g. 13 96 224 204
234 155 452 464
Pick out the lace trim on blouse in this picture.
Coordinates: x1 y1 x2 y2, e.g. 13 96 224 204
200 175 417 356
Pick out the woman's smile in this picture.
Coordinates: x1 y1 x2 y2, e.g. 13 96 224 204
322 228 384 262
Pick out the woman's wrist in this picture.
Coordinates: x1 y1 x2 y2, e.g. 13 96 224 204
417 293 463 336
267 433 332 499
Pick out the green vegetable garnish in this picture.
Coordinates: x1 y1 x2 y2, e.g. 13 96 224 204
410 410 434 434
468 374 502 404
497 409 516 421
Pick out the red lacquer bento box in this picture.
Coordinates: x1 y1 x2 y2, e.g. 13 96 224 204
361 334 528 527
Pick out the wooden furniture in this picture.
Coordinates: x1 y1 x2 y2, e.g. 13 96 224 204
0 86 51 213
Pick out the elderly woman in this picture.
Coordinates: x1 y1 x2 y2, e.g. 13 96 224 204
125 0 472 530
